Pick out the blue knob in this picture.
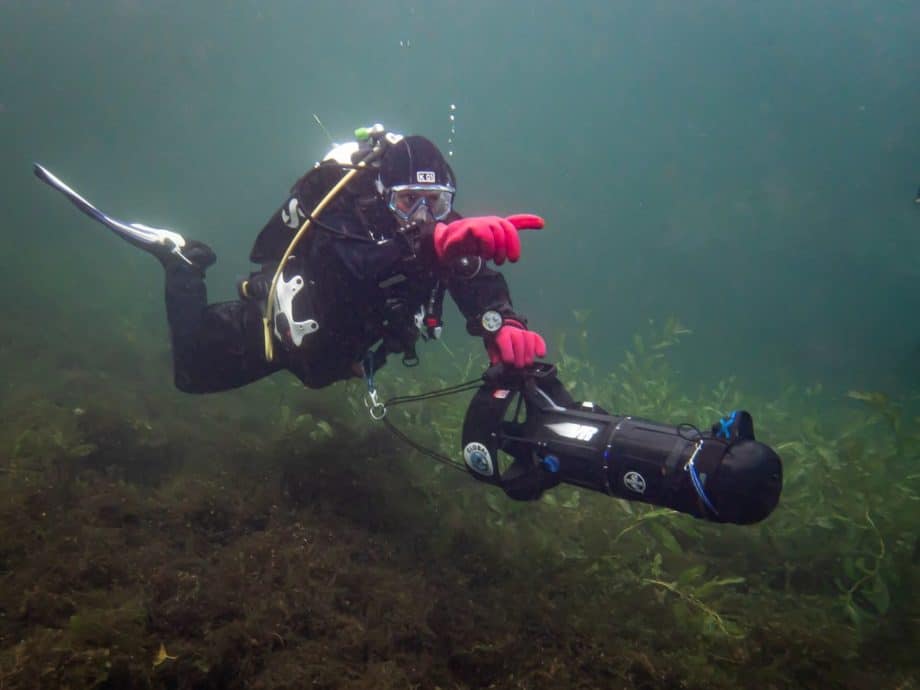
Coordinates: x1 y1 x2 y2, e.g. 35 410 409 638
542 455 560 473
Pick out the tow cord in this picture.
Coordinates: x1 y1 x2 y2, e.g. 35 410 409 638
362 355 480 473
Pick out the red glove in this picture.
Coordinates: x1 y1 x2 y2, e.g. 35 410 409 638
486 320 547 368
433 214 544 265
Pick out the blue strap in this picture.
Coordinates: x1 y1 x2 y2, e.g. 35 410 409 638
362 350 387 420
686 442 719 517
688 462 719 516
363 351 376 393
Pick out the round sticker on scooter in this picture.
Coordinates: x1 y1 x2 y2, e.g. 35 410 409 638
623 471 647 494
463 442 494 476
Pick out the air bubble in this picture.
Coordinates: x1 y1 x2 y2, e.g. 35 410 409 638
447 103 457 157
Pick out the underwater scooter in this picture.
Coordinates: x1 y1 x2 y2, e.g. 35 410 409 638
459 363 782 525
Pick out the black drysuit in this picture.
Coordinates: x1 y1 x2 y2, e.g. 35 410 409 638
164 178 523 393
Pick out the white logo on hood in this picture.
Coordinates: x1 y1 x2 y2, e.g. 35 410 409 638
280 198 305 229
416 171 436 183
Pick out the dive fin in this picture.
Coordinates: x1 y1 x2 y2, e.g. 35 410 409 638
33 163 193 266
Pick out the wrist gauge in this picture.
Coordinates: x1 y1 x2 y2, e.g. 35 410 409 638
481 310 503 333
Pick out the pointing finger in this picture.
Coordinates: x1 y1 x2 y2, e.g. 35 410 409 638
505 214 545 231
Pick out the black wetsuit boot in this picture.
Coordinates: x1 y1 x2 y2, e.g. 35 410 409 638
163 243 283 394
163 242 217 392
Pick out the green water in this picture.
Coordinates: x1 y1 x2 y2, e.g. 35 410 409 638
1 2 918 688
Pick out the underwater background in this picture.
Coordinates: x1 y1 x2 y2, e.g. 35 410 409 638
1 1 918 688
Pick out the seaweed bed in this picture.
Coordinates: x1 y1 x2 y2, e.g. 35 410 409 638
0 317 917 689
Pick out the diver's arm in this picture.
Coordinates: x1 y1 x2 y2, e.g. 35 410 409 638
419 214 521 333
446 262 546 368
444 259 523 336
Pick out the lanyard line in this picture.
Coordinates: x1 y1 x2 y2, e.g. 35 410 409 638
374 378 483 473
383 379 482 408
381 416 468 473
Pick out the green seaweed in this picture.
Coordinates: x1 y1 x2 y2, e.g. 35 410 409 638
0 315 917 689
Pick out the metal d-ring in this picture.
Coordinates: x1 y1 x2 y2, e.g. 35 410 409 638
364 389 387 420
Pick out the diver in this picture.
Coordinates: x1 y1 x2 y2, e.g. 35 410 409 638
34 124 784 525
34 126 547 393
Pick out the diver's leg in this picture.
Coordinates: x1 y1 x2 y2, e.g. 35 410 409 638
165 245 282 393
32 164 283 391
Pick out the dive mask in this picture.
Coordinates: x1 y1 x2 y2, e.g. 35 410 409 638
388 184 455 223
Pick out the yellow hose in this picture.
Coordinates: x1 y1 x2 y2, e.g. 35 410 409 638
262 164 366 361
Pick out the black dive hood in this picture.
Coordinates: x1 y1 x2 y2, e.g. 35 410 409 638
461 364 782 525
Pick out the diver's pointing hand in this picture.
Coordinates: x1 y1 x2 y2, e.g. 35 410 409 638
433 214 544 265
